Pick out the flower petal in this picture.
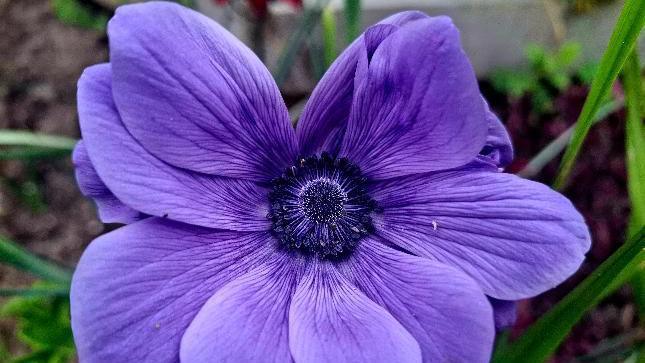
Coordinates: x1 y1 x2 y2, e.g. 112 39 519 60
371 170 591 299
481 100 513 168
180 255 301 363
78 63 270 231
339 16 487 179
288 261 422 363
72 141 140 224
109 2 297 181
489 298 517 330
70 218 273 363
296 11 427 156
338 239 494 362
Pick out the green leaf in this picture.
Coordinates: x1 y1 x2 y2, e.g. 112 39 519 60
623 48 645 319
0 286 69 298
51 0 109 31
525 43 547 67
0 130 76 161
489 70 536 98
553 0 645 190
0 236 72 284
624 50 645 233
1 293 75 363
344 0 361 44
0 341 9 362
556 42 582 67
578 62 599 85
492 227 645 363
321 6 338 69
0 130 77 150
0 147 72 161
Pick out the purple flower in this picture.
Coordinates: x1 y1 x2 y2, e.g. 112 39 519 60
70 2 590 362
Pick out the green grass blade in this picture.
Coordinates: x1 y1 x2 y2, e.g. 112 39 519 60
273 0 329 88
624 50 645 233
624 49 645 319
0 130 76 160
344 0 360 44
0 236 72 285
0 130 76 151
0 286 69 298
492 227 645 363
553 0 645 190
0 147 73 161
322 6 338 68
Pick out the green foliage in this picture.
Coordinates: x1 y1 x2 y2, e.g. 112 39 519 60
554 0 645 189
0 130 76 161
0 341 9 362
490 42 590 114
0 236 73 285
624 50 645 236
50 0 195 31
321 6 338 69
51 0 110 31
344 0 361 44
493 227 645 363
623 49 645 321
1 291 74 363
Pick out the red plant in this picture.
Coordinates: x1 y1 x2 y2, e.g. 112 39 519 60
214 0 302 18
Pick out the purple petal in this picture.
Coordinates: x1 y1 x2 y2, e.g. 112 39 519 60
338 239 494 362
108 2 296 181
371 170 591 299
180 255 300 363
339 16 487 179
296 11 427 156
70 218 274 362
72 141 140 224
78 64 270 231
481 100 513 168
489 298 517 330
288 261 422 363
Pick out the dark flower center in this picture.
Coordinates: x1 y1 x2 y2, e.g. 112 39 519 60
300 179 347 224
268 153 377 259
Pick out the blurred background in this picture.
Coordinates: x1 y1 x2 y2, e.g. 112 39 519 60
0 0 643 362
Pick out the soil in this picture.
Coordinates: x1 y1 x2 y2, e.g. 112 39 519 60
0 0 641 361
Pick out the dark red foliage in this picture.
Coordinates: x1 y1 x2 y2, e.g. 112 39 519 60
214 0 302 18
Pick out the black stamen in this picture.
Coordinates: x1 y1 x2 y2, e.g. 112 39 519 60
268 153 377 259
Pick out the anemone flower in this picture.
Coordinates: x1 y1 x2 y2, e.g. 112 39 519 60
71 2 591 362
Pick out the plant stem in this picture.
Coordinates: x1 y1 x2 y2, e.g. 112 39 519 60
0 130 76 151
0 236 72 285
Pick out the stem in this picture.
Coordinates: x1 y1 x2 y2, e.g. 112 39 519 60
0 286 70 298
0 236 73 285
0 130 77 151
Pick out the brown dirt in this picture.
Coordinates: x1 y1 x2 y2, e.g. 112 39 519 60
0 0 107 354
